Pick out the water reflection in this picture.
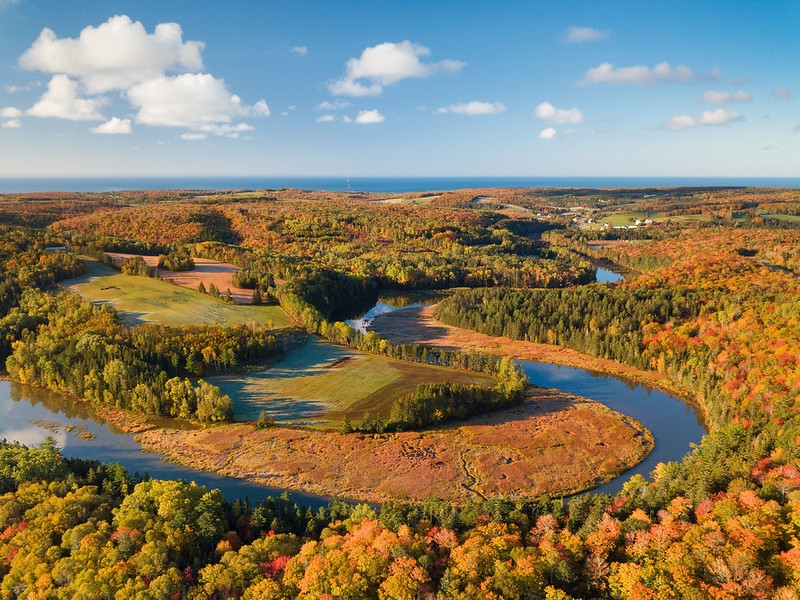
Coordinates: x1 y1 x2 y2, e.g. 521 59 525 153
0 381 331 508
520 361 705 495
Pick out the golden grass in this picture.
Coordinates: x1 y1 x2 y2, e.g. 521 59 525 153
140 388 652 504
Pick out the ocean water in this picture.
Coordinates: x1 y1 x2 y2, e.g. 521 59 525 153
2 175 800 194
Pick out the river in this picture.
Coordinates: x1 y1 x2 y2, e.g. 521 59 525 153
0 380 332 509
1 267 704 503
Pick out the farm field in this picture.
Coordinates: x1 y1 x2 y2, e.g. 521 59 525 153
140 388 652 503
213 337 500 427
63 258 291 327
106 253 256 304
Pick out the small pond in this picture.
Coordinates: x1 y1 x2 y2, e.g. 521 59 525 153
596 266 624 283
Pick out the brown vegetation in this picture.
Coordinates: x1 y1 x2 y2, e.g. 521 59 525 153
140 387 651 504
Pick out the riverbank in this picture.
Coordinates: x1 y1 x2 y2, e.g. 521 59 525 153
371 304 698 419
139 387 652 504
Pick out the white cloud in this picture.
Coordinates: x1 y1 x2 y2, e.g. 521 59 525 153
90 117 132 134
580 61 710 86
701 89 751 104
19 15 204 94
317 100 351 110
27 75 107 120
127 73 268 132
566 26 609 43
355 109 384 124
2 119 21 128
5 84 31 93
328 41 465 96
180 132 207 141
1 107 23 118
317 114 335 123
13 15 268 139
0 0 20 9
659 108 743 130
535 101 583 124
538 127 557 140
342 115 353 123
291 46 308 56
772 86 791 100
438 101 506 115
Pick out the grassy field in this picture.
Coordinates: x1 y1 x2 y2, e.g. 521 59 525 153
64 259 291 327
213 337 499 427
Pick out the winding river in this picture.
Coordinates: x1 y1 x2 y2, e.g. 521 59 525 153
1 267 706 505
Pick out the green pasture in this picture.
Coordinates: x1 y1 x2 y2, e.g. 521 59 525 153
64 259 291 328
213 337 499 428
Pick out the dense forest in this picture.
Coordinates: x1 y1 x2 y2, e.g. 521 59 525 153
2 188 800 598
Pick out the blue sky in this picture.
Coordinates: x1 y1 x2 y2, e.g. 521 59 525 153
0 0 798 178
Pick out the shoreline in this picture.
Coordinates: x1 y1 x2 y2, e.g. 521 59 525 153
371 303 702 424
139 388 653 504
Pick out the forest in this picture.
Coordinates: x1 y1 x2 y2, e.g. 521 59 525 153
2 187 800 598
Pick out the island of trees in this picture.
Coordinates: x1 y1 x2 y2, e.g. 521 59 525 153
1 186 800 598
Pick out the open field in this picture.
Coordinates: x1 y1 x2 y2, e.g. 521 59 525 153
213 337 499 427
140 388 652 504
106 253 255 304
63 258 291 327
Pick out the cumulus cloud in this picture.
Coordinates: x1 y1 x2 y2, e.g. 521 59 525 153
317 114 335 123
291 46 308 56
1 107 23 118
13 15 267 138
702 89 751 104
658 108 742 130
772 86 791 100
566 26 609 43
19 15 204 93
127 73 268 135
316 100 351 110
180 132 207 141
538 127 557 140
580 61 711 86
437 101 506 115
5 84 32 93
90 117 132 134
2 119 21 128
535 101 583 124
27 74 107 120
355 109 384 124
328 41 465 96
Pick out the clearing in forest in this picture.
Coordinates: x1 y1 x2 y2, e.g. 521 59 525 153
64 258 291 328
212 337 499 427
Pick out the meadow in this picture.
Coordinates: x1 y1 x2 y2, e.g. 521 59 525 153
63 258 291 327
213 337 500 427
